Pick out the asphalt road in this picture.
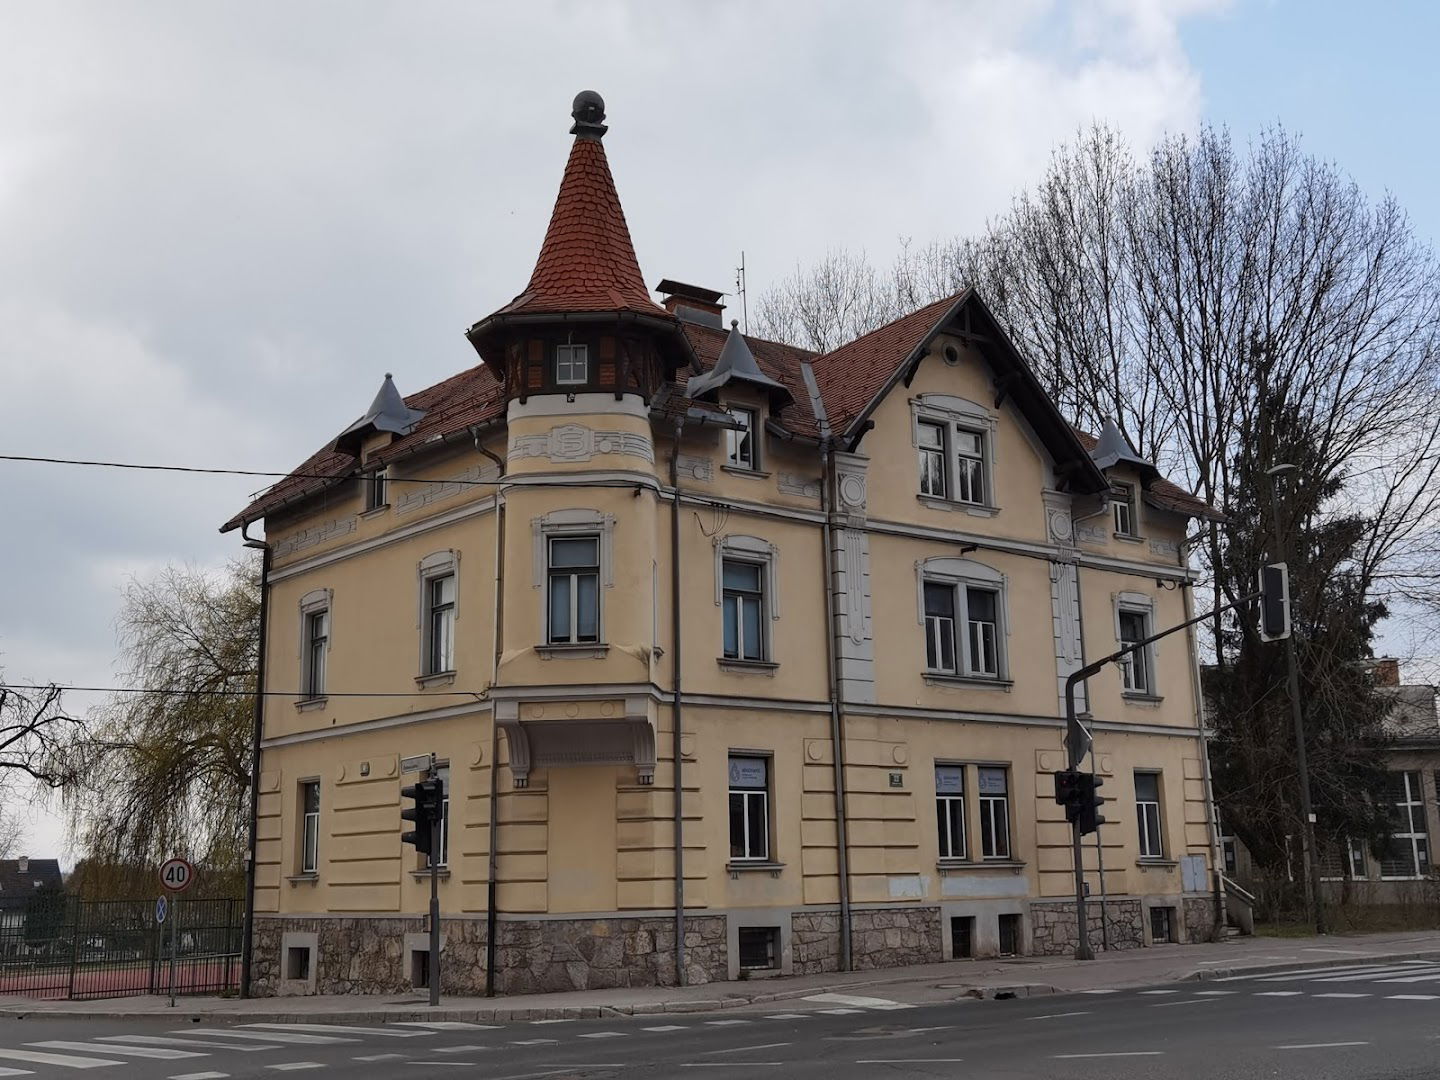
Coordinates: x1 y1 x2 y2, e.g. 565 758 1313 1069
4 959 1440 1079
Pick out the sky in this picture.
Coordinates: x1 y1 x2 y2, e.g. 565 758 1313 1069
1 0 1435 864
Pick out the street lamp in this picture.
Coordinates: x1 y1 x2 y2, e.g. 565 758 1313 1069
1266 463 1325 935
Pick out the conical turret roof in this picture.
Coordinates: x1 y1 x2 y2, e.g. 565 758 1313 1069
335 373 427 455
493 92 668 320
1089 418 1158 480
687 321 793 407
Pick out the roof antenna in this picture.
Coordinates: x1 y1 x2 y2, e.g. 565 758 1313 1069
735 251 748 334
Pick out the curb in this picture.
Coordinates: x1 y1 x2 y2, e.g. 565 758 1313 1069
1186 948 1440 983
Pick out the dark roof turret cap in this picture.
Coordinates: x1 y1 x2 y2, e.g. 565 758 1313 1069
570 90 608 139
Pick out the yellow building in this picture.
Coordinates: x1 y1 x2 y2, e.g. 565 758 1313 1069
224 90 1225 996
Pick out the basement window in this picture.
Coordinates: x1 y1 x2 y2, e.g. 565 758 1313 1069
738 926 779 971
1150 906 1176 944
284 945 312 982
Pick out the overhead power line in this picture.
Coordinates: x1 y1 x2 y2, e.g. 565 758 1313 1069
0 682 486 700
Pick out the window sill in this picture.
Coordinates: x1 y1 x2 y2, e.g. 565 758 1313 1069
286 874 319 886
1114 531 1144 544
536 643 609 660
1137 858 1178 869
937 858 1025 875
717 658 779 676
294 697 328 713
918 495 1001 518
721 464 771 479
1122 692 1164 706
415 671 457 690
409 868 452 880
727 861 785 878
359 505 391 520
924 672 1013 691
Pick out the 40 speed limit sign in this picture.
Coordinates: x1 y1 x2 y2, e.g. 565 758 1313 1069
159 857 196 894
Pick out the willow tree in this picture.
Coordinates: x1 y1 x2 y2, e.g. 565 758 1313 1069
65 560 258 896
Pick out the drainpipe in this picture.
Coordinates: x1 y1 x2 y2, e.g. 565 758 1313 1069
669 415 688 986
238 522 271 998
478 429 505 997
818 440 853 971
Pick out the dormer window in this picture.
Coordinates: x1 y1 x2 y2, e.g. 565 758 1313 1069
555 343 589 386
365 468 389 512
1112 483 1137 537
726 407 758 471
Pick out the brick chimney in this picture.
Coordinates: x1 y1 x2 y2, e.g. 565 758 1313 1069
17 856 28 874
1373 657 1401 686
656 279 725 328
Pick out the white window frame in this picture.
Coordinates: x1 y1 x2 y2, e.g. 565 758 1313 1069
936 764 967 860
547 535 601 645
418 551 459 677
714 536 780 663
728 755 771 862
298 589 332 701
916 557 1009 681
725 406 759 471
554 342 589 386
365 468 389 512
978 766 1011 860
1112 482 1136 537
910 394 999 512
1135 771 1164 859
532 509 616 646
1381 771 1430 880
299 779 320 875
1115 592 1157 697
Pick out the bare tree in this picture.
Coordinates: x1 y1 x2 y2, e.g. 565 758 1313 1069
64 560 258 889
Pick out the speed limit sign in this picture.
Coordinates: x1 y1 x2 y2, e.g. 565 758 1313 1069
159 857 196 894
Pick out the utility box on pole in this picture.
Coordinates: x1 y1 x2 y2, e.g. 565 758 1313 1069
1259 562 1291 641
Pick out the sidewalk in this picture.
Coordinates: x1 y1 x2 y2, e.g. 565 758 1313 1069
3 930 1439 1023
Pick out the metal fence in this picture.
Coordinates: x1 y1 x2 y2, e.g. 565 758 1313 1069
0 897 243 1000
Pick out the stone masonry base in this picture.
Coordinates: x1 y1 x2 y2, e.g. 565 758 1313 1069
253 897 1219 997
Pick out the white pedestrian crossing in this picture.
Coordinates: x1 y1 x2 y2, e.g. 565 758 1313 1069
100 1035 280 1052
245 1023 428 1038
30 1041 203 1060
183 1030 352 1045
0 1048 123 1069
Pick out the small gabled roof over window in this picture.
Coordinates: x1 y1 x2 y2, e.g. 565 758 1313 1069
686 321 793 409
334 373 427 457
1088 418 1159 482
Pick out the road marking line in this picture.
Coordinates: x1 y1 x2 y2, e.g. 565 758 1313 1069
679 1064 782 1068
1150 998 1220 1008
1385 994 1440 1000
700 1043 791 1055
1243 962 1430 981
170 1074 228 1080
904 1026 955 1034
0 1071 32 1079
0 1048 125 1068
1054 1051 1164 1058
642 1026 689 1032
1028 1012 1091 1020
1275 1042 1370 1050
528 1019 575 1025
267 1066 325 1073
101 1036 278 1052
1376 974 1440 983
184 1030 352 1045
509 1040 558 1046
435 1045 489 1054
392 1022 497 1030
1314 993 1372 999
856 1060 964 1065
817 1008 865 1015
1254 991 1304 996
763 1014 809 1020
803 992 912 1010
246 1023 426 1038
1079 989 1118 994
353 1055 403 1063
1309 966 1440 983
31 1041 204 1060
1194 991 1237 996
402 1064 476 1068
1138 989 1178 995
577 1032 626 1039
704 1020 752 1026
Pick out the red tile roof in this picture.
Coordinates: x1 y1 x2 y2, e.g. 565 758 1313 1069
489 135 669 320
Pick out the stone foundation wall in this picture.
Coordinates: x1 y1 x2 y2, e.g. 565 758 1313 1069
1184 897 1220 943
849 907 942 971
1030 899 1144 955
791 910 843 975
252 914 727 998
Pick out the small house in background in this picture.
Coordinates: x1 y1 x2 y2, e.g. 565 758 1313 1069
0 857 65 955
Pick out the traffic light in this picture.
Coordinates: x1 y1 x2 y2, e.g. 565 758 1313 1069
1075 773 1107 836
1259 562 1291 641
1054 769 1082 822
401 777 443 855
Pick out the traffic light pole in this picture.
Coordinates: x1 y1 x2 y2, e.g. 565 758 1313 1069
429 837 440 1007
1063 589 1260 961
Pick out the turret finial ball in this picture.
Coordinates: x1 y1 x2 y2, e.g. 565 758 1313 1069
572 90 606 126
